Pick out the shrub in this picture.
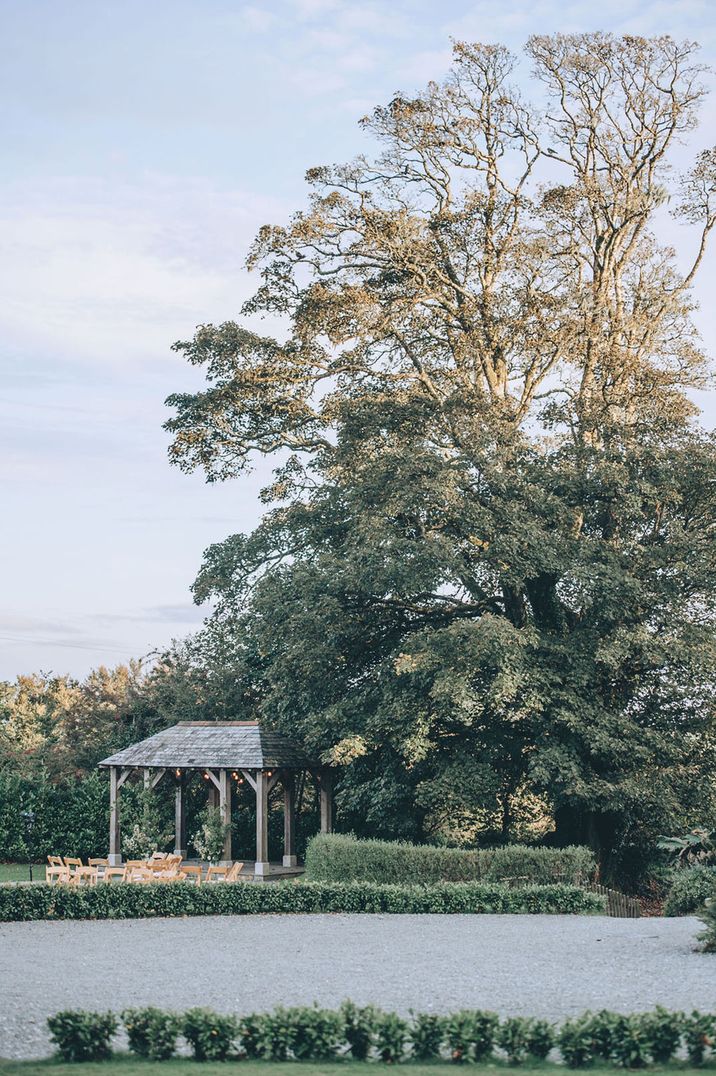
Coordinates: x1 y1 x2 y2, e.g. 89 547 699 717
557 1016 597 1068
182 1008 238 1061
698 895 716 951
445 1010 498 1063
47 1010 117 1062
639 1007 684 1063
683 1011 715 1065
287 1005 344 1061
497 1017 555 1064
411 1012 446 1060
237 1013 266 1059
121 1007 180 1060
341 1000 380 1060
375 1012 409 1063
664 867 716 916
0 879 605 921
257 1007 295 1061
609 1015 650 1069
588 1010 628 1061
305 833 595 886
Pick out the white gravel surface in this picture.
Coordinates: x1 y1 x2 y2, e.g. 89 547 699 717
0 914 712 1060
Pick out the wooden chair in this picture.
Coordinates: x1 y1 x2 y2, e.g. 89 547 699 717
149 851 168 862
125 859 149 869
205 865 229 883
47 855 64 867
225 861 244 883
103 867 127 883
69 866 98 887
179 864 202 885
88 858 108 867
126 866 153 884
45 865 70 884
63 857 83 873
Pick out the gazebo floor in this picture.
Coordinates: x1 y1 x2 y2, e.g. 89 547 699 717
181 859 305 883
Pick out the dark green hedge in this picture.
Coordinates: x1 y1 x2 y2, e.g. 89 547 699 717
304 833 595 885
0 879 605 921
47 1004 716 1067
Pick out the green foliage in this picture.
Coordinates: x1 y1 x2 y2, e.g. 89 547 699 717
659 827 716 867
47 1010 117 1062
498 1017 555 1063
182 1008 238 1061
121 1007 180 1061
445 1011 499 1063
697 896 716 951
0 879 605 921
682 1012 716 1065
341 1000 381 1060
286 1006 344 1061
664 867 716 915
639 1008 684 1064
375 1012 409 1063
122 786 172 860
305 833 594 885
42 1003 709 1066
191 803 230 862
410 1013 446 1060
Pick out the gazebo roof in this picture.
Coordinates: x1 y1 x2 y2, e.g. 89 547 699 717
98 721 315 771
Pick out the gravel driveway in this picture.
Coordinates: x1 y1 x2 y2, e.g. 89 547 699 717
0 914 712 1060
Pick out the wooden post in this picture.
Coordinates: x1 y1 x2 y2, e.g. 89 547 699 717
319 769 334 834
174 775 187 859
109 766 121 865
282 772 297 868
219 768 232 865
255 769 270 878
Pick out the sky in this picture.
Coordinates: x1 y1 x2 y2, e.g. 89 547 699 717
2 0 716 680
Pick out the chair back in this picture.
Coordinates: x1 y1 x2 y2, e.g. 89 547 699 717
225 862 244 883
103 867 127 883
47 855 64 867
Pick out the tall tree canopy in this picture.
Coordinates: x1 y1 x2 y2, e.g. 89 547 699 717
165 34 716 878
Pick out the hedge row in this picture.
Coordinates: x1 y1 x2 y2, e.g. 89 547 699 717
48 1004 716 1067
304 833 595 885
0 879 605 921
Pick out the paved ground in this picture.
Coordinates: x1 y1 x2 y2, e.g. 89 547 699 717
0 914 712 1059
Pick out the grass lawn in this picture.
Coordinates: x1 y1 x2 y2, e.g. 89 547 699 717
1 1061 716 1076
0 863 43 883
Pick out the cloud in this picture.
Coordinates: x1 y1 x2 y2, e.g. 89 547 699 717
90 604 208 626
0 175 291 370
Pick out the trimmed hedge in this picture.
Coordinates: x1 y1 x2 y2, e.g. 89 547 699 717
664 866 716 916
46 1004 716 1066
0 879 605 921
304 833 595 885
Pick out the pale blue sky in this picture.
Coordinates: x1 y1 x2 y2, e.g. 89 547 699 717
2 0 716 678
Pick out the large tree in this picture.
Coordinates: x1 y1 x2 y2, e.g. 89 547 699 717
166 35 716 877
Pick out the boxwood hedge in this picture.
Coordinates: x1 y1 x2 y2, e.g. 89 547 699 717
304 833 595 885
0 878 604 921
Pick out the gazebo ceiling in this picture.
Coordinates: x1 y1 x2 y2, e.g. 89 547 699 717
98 721 315 772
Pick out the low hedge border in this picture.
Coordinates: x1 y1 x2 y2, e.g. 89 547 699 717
304 834 595 886
0 879 605 921
46 1004 716 1067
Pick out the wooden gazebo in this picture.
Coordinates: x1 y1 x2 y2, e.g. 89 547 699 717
98 721 334 877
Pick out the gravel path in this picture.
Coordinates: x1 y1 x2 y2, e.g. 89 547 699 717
0 914 712 1059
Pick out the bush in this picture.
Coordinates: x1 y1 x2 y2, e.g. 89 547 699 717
305 833 595 886
182 1008 238 1061
287 1006 344 1061
0 878 605 921
47 1010 117 1062
498 1017 555 1063
445 1010 498 1063
341 1000 380 1060
557 1016 597 1068
683 1011 715 1066
411 1013 446 1060
664 867 716 915
375 1012 409 1063
640 1008 684 1064
121 1007 180 1060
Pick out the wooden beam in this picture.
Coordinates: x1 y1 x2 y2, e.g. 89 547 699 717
282 772 297 868
219 769 232 865
319 769 334 834
150 768 166 790
254 770 269 878
174 776 187 859
204 769 221 791
109 766 121 865
117 768 132 789
240 769 257 791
